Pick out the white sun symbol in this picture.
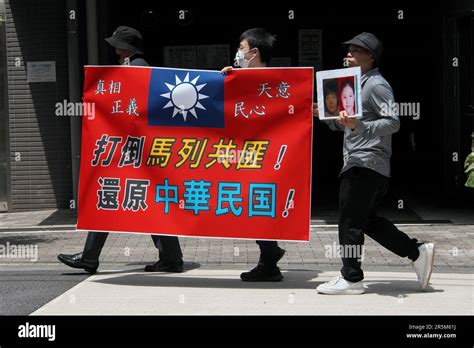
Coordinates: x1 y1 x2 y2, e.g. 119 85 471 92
160 73 209 122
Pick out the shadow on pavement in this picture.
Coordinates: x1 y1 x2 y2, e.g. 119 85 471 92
91 269 444 295
58 262 202 276
92 269 322 290
124 262 202 272
0 235 61 245
364 281 443 297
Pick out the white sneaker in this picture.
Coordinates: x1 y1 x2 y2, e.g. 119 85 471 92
412 242 435 290
316 276 365 295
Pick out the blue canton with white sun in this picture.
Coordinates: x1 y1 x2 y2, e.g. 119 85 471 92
148 68 225 128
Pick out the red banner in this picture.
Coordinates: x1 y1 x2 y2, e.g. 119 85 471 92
77 66 313 241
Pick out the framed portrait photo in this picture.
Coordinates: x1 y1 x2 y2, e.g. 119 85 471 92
316 66 362 120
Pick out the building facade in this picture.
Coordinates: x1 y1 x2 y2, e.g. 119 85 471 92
0 1 472 213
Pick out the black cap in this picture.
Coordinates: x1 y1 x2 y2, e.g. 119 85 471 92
105 26 144 54
343 32 383 63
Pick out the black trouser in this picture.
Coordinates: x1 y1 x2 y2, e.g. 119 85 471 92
82 232 182 264
338 167 420 282
256 240 280 268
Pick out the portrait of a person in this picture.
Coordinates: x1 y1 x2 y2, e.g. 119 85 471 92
323 78 339 117
339 77 355 116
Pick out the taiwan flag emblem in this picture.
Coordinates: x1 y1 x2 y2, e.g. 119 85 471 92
147 68 225 128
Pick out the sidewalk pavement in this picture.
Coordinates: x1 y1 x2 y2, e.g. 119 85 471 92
0 209 77 231
0 222 472 273
0 209 472 315
31 270 472 315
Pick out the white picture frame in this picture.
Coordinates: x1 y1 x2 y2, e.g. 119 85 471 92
316 67 362 120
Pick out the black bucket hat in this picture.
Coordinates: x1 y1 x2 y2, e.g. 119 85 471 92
105 26 144 54
342 32 383 63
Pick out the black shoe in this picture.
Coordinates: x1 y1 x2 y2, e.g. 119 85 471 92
144 259 184 273
274 247 286 263
240 265 283 282
258 247 286 266
57 253 98 274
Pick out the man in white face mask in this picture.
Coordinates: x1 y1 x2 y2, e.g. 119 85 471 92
222 28 274 72
233 44 257 68
221 28 286 282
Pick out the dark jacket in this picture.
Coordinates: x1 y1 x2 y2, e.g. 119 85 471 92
128 54 149 67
